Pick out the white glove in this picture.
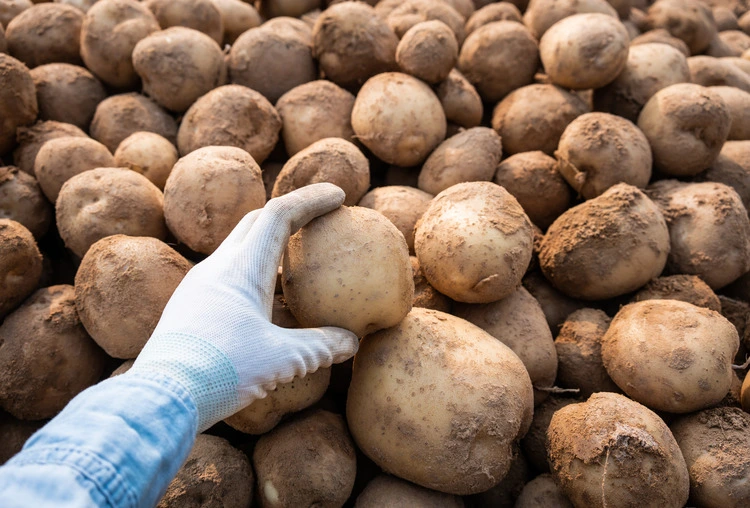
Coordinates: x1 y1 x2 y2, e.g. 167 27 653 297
130 183 359 431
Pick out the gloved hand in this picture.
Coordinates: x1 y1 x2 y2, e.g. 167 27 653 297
129 183 359 431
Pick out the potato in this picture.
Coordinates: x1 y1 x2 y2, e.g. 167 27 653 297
469 450 532 507
282 205 413 337
647 180 750 289
702 140 750 211
492 84 590 156
523 0 617 39
113 132 177 190
457 21 539 102
415 181 534 303
711 85 750 140
540 184 669 300
714 6 739 31
646 0 716 54
351 72 446 167
396 20 457 84
0 166 51 239
164 146 265 255
75 235 191 358
90 93 177 153
158 434 253 508
177 85 281 164
723 55 750 75
523 271 587 332
258 0 321 19
358 186 432 253
631 28 691 56
55 0 98 12
224 368 330 435
356 475 464 507
229 24 315 104
688 55 750 92
516 474 573 508
143 0 222 44
520 395 578 472
56 167 167 258
743 373 750 411
454 286 558 405
5 4 82 68
0 412 43 464
466 2 522 35
80 0 160 88
670 407 750 508
209 0 260 45
409 256 451 312
0 24 5 53
110 359 134 377
556 112 652 199
548 392 690 508
593 42 690 122
494 151 572 230
637 84 730 176
275 80 355 157
0 285 107 420
12 120 86 176
540 13 630 90
717 29 750 56
434 69 483 129
378 0 466 43
29 63 106 130
0 54 37 155
633 274 721 311
312 2 398 89
34 136 114 202
418 127 502 196
0 219 41 317
0 0 31 29
253 409 356 508
347 308 534 495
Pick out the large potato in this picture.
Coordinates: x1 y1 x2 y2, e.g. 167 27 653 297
0 219 41 318
30 63 106 130
358 186 432 254
0 54 37 155
0 166 52 239
5 3 83 68
378 0 466 43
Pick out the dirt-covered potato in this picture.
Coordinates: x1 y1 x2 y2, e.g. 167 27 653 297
282 205 413 337
177 85 281 164
631 28 691 56
548 392 690 508
515 474 573 508
158 434 253 508
80 0 160 88
409 256 451 312
56 167 167 258
540 13 629 90
13 120 86 176
0 0 31 29
143 0 223 44
602 300 739 413
90 93 177 153
271 138 369 206
312 2 397 89
0 285 107 420
457 21 539 103
34 136 114 202
0 219 41 317
466 2 522 35
164 146 265 255
632 274 721 311
637 84 730 176
0 166 51 239
492 84 590 156
29 63 106 130
358 186 432 253
418 127 502 196
352 72 445 167
258 0 321 19
356 475 464 507
5 3 82 68
540 184 669 300
520 395 578 472
224 368 330 435
455 286 558 405
711 86 750 140
378 0 466 43
434 69 483 129
523 0 617 39
646 0 717 54
647 180 750 289
209 0 260 45
113 132 177 190
555 112 652 199
415 181 534 303
275 80 355 157
253 409 356 508
688 55 750 92
670 407 750 508
0 54 37 155
702 140 750 212
396 20 457 84
75 235 191 359
348 308 533 494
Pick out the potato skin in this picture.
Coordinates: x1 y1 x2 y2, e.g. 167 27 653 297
144 0 223 44
711 86 750 140
13 121 86 176
466 2 522 35
30 63 106 130
5 4 83 68
631 28 691 56
516 474 573 508
355 475 464 507
0 166 52 239
113 132 177 190
0 219 41 317
0 285 107 420
396 20 458 84
702 140 750 212
0 54 37 155
632 274 721 312
646 0 717 55
358 186 432 254
434 69 483 129
409 256 451 312
523 0 618 39
210 0 260 45
743 374 750 412
0 1 31 30
520 395 579 473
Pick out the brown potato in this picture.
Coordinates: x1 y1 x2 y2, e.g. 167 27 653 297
396 20 457 84
714 6 739 31
723 56 750 75
466 2 522 35
409 256 451 312
356 475 464 507
258 0 321 19
5 3 82 68
0 54 37 155
209 0 260 45
716 30 750 57
143 0 223 44
633 274 721 311
688 55 750 92
523 270 587 332
516 474 574 508
520 395 579 472
646 0 716 54
0 0 31 29
0 412 43 465
434 69 483 129
358 186 432 253
631 28 691 56
523 0 617 39
0 219 41 317
29 63 106 130
0 166 52 239
379 0 466 43
113 132 177 190
711 85 750 140
470 450 532 507
702 140 750 212
13 120 86 176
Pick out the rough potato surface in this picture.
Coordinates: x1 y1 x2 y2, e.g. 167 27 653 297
30 63 106 130
5 4 83 68
13 121 86 176
0 166 52 239
0 54 37 155
355 475 464 507
632 274 721 311
0 219 41 317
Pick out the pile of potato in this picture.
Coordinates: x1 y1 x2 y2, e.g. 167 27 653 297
2 0 750 506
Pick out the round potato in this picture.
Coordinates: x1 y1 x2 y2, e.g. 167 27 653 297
466 2 522 35
434 69 483 129
113 132 177 190
210 0 260 45
30 63 106 130
12 120 86 176
0 166 52 239
5 3 83 68
356 475 464 507
523 0 618 39
632 274 721 311
523 270 587 332
711 86 750 140
358 186 432 254
143 0 223 44
0 219 41 317
0 0 31 29
378 0 466 43
646 0 716 54
631 28 691 56
396 20 458 84
0 54 37 155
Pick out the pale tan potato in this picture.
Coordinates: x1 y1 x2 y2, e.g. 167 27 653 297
13 120 86 176
0 219 41 317
711 85 750 140
355 475 464 507
5 3 83 68
30 63 106 130
396 20 457 84
633 274 722 311
113 132 177 190
637 83 730 176
457 21 539 102
647 180 750 289
177 85 281 164
646 0 717 54
415 181 534 303
164 146 265 255
209 0 260 45
56 167 167 258
418 127 503 195
80 0 160 88
347 308 534 495
358 186 433 253
0 0 31 29
702 140 750 212
143 0 223 44
516 474 574 508
75 235 191 359
282 205 414 337
631 28 691 56
0 166 52 238
548 392 690 508
351 72 446 167
409 256 451 312
602 300 739 413
466 2 522 35
258 0 321 18
379 0 466 43
0 54 37 155
54 0 98 12
520 395 579 472
0 285 107 420
34 136 114 202
523 0 617 39
454 286 558 405
688 55 750 92
434 69 483 129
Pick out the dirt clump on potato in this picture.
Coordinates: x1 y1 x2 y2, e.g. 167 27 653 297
0 166 51 239
0 54 37 155
358 186 432 253
30 63 106 130
0 219 41 317
13 121 86 176
632 274 721 311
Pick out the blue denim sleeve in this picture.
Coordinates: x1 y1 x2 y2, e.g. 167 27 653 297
0 371 199 508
